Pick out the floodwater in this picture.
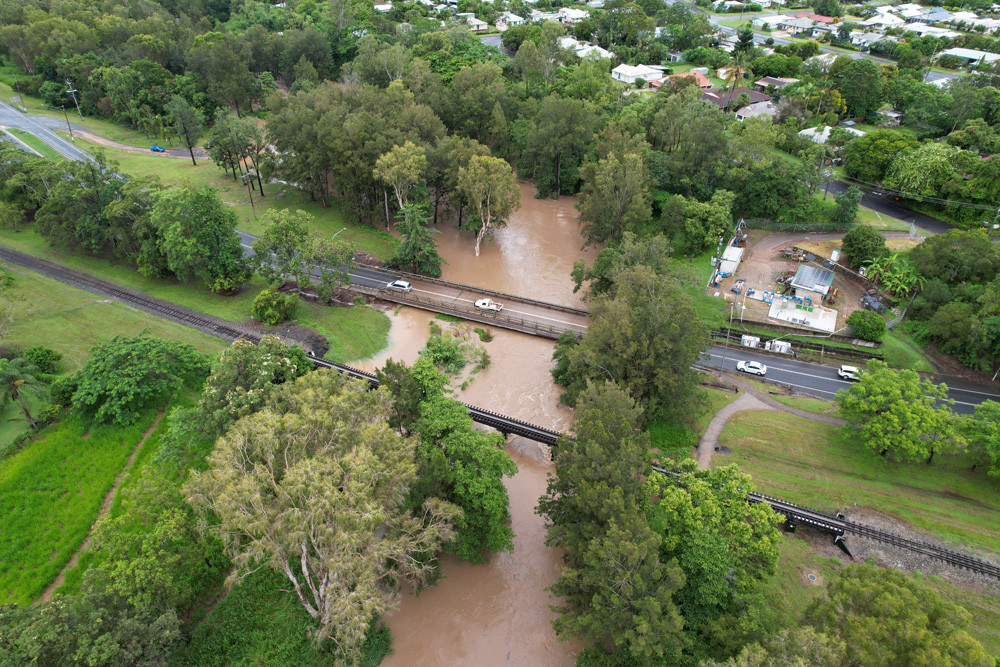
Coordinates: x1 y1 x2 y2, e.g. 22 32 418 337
353 184 590 665
433 182 598 310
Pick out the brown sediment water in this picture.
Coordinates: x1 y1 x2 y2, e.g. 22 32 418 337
353 187 590 664
433 182 598 310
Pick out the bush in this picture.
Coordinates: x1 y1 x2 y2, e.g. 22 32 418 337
24 346 62 373
841 225 886 268
847 309 886 341
49 375 78 406
251 288 297 326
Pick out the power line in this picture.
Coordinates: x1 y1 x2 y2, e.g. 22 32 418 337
841 175 999 211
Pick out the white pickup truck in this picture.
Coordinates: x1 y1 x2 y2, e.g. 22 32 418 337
474 298 503 312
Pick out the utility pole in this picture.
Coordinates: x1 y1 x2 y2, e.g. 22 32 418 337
719 300 734 378
65 79 82 118
45 104 75 140
11 74 25 112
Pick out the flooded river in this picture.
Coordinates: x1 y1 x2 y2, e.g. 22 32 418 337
354 184 591 665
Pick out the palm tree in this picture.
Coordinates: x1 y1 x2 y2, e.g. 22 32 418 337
0 357 47 428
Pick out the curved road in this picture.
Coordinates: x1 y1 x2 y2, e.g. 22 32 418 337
702 344 1000 414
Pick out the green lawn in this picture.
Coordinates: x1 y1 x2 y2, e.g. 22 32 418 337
718 410 1000 554
769 394 844 417
0 407 162 604
1 232 390 364
6 128 64 160
63 136 398 260
759 534 1000 656
5 266 226 371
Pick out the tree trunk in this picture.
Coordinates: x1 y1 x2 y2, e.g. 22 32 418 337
251 155 265 197
188 145 197 167
384 190 391 230
475 217 489 257
880 448 888 457
926 448 935 464
19 402 36 429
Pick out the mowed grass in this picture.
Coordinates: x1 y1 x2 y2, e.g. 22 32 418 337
760 534 1000 656
6 128 64 161
881 329 935 373
173 568 392 667
0 234 390 364
769 394 843 418
0 408 161 604
4 266 226 371
64 136 397 259
718 411 1000 554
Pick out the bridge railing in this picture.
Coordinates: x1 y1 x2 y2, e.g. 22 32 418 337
353 284 583 340
358 263 590 316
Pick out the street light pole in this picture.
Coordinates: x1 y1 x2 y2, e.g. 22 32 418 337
61 105 74 140
332 227 347 242
719 300 734 378
11 74 25 112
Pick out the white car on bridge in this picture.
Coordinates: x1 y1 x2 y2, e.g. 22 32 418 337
475 298 503 312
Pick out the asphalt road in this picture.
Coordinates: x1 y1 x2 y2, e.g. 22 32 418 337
825 180 956 235
702 344 1000 414
0 100 93 162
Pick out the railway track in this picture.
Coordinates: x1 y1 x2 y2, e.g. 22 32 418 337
4 244 997 580
653 466 1000 581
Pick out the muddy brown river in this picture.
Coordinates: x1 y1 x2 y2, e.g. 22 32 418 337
354 185 593 665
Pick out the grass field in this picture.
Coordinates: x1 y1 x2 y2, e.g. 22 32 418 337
0 232 390 364
769 394 843 417
173 568 392 667
0 407 162 604
760 535 1000 656
61 135 398 260
881 328 934 373
718 410 1000 554
6 128 64 160
4 266 227 371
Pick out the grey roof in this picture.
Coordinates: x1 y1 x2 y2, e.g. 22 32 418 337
791 264 835 294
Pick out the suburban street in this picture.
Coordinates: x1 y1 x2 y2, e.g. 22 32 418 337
702 344 1000 413
0 100 94 162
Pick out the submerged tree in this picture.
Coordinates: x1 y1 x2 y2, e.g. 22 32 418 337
457 155 520 256
386 199 445 277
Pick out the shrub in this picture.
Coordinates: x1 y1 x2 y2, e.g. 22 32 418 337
251 288 297 326
49 375 78 406
24 346 62 373
841 225 886 268
847 309 886 341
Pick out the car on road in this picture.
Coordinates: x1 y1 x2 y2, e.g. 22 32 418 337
150 145 166 153
838 365 862 381
736 360 767 376
474 298 503 312
386 279 412 293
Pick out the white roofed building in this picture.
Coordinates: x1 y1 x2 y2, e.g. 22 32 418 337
611 64 661 85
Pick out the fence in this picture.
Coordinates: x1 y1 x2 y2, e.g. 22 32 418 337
742 218 853 233
712 331 884 362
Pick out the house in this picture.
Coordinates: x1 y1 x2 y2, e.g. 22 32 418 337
790 264 835 304
717 66 748 81
904 23 960 38
861 13 905 29
792 12 835 24
653 71 712 89
374 3 392 12
529 9 560 22
466 16 488 30
778 17 818 33
666 50 685 62
851 31 891 49
559 7 589 23
939 47 1000 66
876 107 903 127
576 43 614 59
586 0 605 7
735 101 777 121
700 86 773 110
611 64 661 85
950 10 980 22
754 76 797 91
501 11 525 25
806 52 839 70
